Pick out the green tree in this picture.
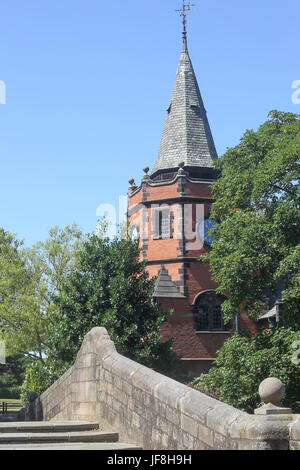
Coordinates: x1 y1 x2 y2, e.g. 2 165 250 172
0 228 44 362
194 328 300 413
0 224 83 362
203 110 300 326
28 223 84 299
20 361 53 406
0 355 31 398
47 234 178 380
196 111 300 413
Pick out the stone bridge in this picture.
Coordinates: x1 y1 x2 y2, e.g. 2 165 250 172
29 327 300 450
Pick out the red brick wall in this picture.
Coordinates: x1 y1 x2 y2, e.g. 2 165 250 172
147 263 182 283
156 275 233 358
161 315 232 358
184 182 213 199
128 178 256 360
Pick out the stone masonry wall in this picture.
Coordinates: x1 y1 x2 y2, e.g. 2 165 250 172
289 418 300 450
36 327 299 450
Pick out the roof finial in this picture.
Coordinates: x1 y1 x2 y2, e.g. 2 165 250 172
176 1 196 52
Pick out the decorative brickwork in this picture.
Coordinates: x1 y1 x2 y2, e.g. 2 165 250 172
128 171 235 367
127 37 257 371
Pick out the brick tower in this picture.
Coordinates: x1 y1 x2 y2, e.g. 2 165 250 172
127 16 233 374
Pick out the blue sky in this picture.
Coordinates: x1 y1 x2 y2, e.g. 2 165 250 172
0 0 299 247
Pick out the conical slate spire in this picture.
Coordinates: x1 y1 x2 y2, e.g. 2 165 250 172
151 41 217 177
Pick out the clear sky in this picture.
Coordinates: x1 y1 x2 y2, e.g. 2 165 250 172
0 0 299 247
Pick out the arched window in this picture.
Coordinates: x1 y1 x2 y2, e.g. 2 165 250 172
194 291 227 331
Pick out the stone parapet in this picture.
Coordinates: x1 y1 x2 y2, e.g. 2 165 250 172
289 417 300 450
35 327 299 450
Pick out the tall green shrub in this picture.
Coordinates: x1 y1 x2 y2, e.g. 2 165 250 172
193 327 300 414
47 235 179 382
20 362 52 406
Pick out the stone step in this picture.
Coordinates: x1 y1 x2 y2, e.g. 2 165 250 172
0 421 100 434
0 430 119 444
0 442 143 450
0 420 142 450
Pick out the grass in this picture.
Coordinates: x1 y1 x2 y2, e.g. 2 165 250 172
0 398 22 412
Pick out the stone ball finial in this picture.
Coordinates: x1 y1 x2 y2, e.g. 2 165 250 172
27 391 38 403
128 178 135 186
258 377 285 404
143 166 149 175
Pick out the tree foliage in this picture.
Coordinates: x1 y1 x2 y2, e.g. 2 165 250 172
196 111 300 413
193 328 300 413
20 361 53 406
0 355 31 398
0 228 45 361
0 224 83 362
47 234 179 380
203 110 300 325
28 223 83 299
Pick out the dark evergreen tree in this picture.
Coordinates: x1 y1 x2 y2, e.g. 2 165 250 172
0 355 30 398
47 235 179 380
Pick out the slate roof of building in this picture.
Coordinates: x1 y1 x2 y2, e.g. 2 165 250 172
258 299 284 320
153 265 185 298
151 38 218 177
258 305 277 320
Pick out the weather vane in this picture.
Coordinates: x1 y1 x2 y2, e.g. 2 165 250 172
176 1 196 48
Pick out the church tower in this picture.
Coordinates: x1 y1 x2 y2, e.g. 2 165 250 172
127 5 232 374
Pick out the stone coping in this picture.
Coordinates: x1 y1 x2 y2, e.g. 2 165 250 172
35 327 299 450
